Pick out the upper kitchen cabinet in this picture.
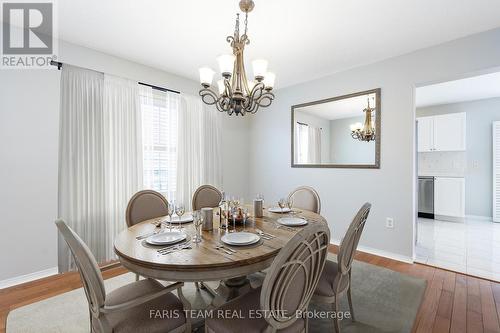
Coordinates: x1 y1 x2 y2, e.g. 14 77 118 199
417 112 466 152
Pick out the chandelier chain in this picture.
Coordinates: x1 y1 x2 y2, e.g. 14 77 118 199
234 13 240 37
244 12 248 36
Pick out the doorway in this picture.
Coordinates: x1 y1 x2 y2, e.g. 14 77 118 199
414 71 500 281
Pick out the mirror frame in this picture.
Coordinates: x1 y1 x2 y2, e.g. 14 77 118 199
291 88 381 169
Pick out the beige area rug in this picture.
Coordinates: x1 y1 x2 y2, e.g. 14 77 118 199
7 255 426 332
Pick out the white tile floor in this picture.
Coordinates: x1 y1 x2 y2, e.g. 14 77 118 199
415 217 500 281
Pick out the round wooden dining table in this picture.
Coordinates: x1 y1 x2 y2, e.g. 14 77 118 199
114 207 328 305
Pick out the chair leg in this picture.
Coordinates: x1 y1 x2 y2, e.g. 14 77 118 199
347 285 355 322
332 298 340 333
135 274 139 281
195 282 200 290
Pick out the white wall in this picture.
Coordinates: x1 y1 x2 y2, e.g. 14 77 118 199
0 40 250 282
248 28 500 261
329 115 375 164
417 97 500 218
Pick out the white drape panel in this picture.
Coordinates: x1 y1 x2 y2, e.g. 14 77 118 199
58 66 141 272
307 126 322 164
102 74 142 259
295 122 309 164
140 86 180 200
176 94 223 209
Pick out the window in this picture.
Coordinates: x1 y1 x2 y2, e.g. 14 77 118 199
140 87 181 200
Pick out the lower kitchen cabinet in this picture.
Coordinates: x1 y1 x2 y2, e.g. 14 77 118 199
434 177 465 220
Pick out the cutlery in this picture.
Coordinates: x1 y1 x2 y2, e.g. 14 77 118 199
160 245 192 255
157 241 191 253
255 229 275 239
136 229 161 240
214 245 233 255
217 244 236 253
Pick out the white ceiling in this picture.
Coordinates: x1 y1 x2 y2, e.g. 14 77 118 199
297 93 376 120
416 71 500 108
53 0 500 89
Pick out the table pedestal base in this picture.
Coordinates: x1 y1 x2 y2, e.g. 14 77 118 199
203 276 253 307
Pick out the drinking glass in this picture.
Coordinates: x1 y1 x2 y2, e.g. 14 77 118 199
278 198 286 214
242 208 249 229
193 211 203 243
175 203 185 228
232 208 238 232
286 197 294 216
167 201 175 230
233 196 241 208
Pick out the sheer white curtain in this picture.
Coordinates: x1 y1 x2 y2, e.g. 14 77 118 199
58 66 141 272
295 122 309 164
102 74 142 258
307 126 322 164
176 94 223 209
140 86 180 201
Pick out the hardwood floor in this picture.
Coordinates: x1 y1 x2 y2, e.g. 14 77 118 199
1 248 499 333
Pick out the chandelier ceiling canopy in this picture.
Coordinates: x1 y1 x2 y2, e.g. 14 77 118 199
198 0 275 116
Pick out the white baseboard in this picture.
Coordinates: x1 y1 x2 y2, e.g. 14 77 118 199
330 240 413 264
466 215 493 222
0 267 58 290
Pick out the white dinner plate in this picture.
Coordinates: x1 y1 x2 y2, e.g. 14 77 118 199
146 231 187 246
268 207 292 213
170 214 194 224
221 232 260 246
277 217 308 227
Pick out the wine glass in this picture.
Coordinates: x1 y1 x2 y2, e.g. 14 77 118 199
233 196 241 208
278 198 286 214
286 197 294 216
232 208 239 232
242 208 249 229
175 203 185 228
193 211 203 243
167 201 175 230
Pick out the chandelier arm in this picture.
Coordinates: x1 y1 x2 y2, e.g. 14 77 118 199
254 91 275 108
199 88 220 105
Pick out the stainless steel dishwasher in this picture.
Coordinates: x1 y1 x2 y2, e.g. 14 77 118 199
418 176 434 219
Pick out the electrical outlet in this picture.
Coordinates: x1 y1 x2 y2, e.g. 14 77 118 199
386 217 394 229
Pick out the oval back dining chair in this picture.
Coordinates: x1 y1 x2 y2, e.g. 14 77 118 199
312 202 371 333
205 222 330 333
288 186 321 214
191 184 222 211
126 190 169 227
55 219 191 333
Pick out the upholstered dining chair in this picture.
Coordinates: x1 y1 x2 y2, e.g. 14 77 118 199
191 184 222 291
288 186 321 214
312 202 371 333
55 219 191 333
205 222 330 333
191 184 222 211
125 189 169 227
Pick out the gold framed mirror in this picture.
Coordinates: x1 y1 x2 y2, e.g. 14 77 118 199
291 88 381 169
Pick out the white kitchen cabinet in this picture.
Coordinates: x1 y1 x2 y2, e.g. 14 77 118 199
434 177 465 219
417 112 466 152
433 113 466 151
417 116 434 152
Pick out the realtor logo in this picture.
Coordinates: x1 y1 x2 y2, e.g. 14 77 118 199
1 0 57 68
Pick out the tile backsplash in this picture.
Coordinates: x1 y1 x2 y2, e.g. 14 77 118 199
418 151 466 176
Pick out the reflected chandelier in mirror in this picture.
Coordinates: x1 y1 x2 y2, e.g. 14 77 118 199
291 88 381 169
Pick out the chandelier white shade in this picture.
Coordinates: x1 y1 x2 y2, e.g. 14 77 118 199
199 67 215 86
198 0 275 116
217 54 236 76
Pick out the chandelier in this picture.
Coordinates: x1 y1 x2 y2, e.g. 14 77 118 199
350 97 376 142
198 0 275 116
